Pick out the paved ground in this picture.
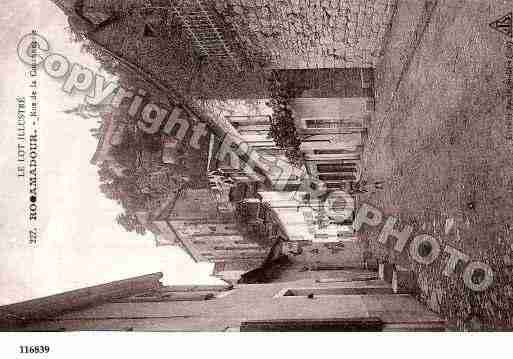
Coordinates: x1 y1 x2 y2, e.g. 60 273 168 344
360 0 513 330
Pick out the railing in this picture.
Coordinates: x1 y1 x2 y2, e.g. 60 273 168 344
171 0 241 71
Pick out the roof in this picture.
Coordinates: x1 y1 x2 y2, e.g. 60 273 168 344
0 273 163 330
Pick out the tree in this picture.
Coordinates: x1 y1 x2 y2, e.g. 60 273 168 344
98 162 119 183
116 213 146 235
99 182 124 202
108 126 139 169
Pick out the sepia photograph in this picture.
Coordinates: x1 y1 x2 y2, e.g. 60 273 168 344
0 0 512 355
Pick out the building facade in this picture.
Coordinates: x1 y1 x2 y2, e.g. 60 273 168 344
147 187 280 283
3 263 445 331
206 67 373 248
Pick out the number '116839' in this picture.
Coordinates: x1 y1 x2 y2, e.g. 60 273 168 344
19 345 50 354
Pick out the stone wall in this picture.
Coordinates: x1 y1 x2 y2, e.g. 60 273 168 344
59 0 396 69
214 0 396 68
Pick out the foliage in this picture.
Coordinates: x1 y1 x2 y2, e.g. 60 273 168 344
108 124 139 169
97 157 147 235
266 76 303 167
98 163 118 183
115 213 147 235
98 161 138 208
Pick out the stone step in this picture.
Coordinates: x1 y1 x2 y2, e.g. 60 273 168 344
379 262 418 294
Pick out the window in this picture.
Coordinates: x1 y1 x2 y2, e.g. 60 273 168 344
234 240 252 245
318 174 356 181
317 163 357 173
326 183 342 189
314 149 355 155
237 126 270 135
305 119 362 129
258 148 283 156
228 116 271 127
314 233 329 239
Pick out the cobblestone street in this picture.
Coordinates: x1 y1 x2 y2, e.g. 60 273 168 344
360 0 513 329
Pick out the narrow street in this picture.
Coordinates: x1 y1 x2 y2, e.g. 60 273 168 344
3 0 513 336
360 0 513 329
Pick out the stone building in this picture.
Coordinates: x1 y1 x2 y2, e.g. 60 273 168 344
56 0 385 192
290 69 373 188
0 264 446 331
258 191 355 240
37 0 427 323
146 186 282 283
209 67 372 187
204 66 372 249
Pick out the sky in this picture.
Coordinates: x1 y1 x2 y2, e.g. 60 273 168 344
0 0 219 306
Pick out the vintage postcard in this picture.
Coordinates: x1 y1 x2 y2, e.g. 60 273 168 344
0 0 512 349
